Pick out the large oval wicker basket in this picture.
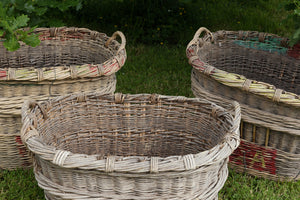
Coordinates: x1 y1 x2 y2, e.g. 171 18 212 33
186 27 299 181
0 27 127 169
21 92 240 200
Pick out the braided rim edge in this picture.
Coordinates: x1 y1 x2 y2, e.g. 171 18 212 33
186 28 300 107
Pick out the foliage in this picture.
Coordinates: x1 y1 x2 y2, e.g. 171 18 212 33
0 2 40 51
0 0 82 51
283 0 300 45
2 0 83 27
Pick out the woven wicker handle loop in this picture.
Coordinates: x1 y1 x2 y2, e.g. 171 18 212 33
105 31 126 54
231 101 241 123
22 100 48 123
192 27 214 42
229 101 241 136
186 27 214 58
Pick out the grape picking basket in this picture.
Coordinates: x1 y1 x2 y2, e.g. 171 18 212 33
0 27 127 169
21 92 240 200
186 27 300 181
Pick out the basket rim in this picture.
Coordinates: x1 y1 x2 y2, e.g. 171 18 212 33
186 27 300 108
21 92 241 173
0 27 127 82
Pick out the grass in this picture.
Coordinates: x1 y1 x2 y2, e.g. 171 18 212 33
0 169 44 199
115 44 193 96
220 169 300 200
1 44 299 200
1 168 300 200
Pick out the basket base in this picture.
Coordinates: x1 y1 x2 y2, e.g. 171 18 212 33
35 158 228 200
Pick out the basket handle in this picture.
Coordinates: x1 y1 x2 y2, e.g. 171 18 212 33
21 100 48 143
228 101 241 138
187 27 214 52
193 27 213 41
105 31 126 54
21 100 48 124
231 101 241 123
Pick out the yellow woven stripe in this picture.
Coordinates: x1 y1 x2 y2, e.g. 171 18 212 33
265 128 270 147
252 124 256 143
208 69 300 106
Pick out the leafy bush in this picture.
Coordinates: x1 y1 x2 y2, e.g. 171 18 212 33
0 0 82 51
0 2 40 51
283 0 300 45
2 0 83 27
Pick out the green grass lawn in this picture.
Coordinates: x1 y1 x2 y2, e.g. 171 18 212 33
1 44 299 200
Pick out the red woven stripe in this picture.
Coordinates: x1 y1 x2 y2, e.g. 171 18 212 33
0 70 7 78
15 136 31 167
230 140 277 175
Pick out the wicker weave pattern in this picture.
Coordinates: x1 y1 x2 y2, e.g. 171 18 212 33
0 27 126 80
187 28 299 108
0 74 116 169
0 27 126 169
187 27 300 181
192 78 300 181
21 93 241 200
0 75 116 116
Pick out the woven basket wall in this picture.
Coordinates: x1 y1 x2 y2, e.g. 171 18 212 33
0 27 127 170
186 27 300 181
21 92 240 200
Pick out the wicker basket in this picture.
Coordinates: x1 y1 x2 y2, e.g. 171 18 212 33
21 92 240 200
0 27 127 169
186 27 300 181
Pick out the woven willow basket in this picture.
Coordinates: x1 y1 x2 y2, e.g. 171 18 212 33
0 27 127 169
186 27 300 181
21 92 240 200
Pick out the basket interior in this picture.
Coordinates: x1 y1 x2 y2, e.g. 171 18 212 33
198 40 299 94
35 96 233 158
0 37 116 68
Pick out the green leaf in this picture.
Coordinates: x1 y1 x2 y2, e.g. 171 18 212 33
0 20 13 34
22 34 40 47
0 2 7 18
15 29 27 40
3 35 20 51
24 2 35 13
0 30 4 37
294 9 300 16
11 14 29 30
289 28 300 46
76 2 82 11
292 28 300 39
34 7 48 16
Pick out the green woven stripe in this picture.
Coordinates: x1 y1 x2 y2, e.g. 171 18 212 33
233 37 288 55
